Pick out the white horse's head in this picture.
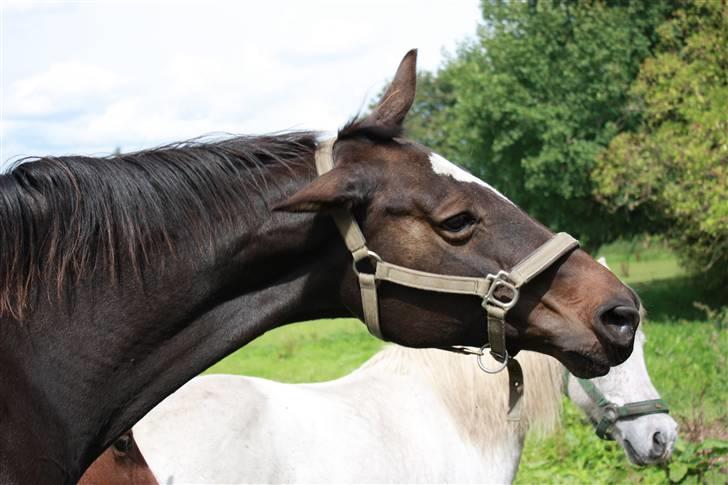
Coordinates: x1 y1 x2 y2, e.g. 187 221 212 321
565 326 677 464
566 258 677 465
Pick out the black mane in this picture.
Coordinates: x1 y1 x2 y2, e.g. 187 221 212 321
0 132 318 319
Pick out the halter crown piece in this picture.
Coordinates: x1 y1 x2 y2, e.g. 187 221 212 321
315 139 580 420
564 371 670 439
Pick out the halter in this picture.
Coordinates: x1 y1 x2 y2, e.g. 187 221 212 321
315 139 580 420
563 370 670 439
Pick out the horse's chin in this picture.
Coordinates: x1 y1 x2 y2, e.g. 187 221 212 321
622 439 648 466
558 351 611 379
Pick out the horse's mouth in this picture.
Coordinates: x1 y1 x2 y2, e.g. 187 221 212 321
559 351 610 379
623 440 647 466
622 438 672 466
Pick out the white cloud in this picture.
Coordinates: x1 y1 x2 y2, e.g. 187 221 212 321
7 61 125 117
1 0 480 164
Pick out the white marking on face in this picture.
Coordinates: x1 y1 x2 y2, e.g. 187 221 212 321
428 152 516 207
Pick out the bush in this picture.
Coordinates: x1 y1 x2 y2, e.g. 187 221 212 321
593 0 728 287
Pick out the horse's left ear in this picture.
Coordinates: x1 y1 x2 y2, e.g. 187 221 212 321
361 49 418 130
273 165 373 213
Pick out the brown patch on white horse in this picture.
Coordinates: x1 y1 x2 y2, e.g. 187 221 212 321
79 431 157 485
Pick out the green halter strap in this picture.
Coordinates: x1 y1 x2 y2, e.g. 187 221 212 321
564 369 670 440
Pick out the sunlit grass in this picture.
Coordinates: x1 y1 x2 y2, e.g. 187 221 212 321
205 318 383 382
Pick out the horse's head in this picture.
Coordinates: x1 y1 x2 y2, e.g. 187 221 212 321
276 49 640 378
566 325 678 465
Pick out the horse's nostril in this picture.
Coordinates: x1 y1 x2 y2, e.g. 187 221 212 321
613 305 640 325
599 304 639 343
651 431 666 457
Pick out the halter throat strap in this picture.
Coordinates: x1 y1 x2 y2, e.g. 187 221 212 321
565 370 670 439
316 138 579 419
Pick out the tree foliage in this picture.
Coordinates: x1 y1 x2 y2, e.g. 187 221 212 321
593 0 727 285
406 0 676 250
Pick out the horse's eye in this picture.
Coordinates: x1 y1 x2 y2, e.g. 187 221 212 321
113 434 133 454
440 213 476 233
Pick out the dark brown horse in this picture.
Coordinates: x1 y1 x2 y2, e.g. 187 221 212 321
0 50 639 483
78 432 156 485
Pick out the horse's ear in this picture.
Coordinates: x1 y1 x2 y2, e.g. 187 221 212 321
361 49 417 130
273 166 372 213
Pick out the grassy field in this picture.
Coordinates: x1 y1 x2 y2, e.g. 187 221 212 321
206 240 727 483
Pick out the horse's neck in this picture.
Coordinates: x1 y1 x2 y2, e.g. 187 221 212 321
0 157 354 483
361 347 564 450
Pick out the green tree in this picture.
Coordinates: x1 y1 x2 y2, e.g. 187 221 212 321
594 0 727 286
406 0 676 250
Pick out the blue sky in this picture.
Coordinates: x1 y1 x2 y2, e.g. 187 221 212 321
1 0 481 166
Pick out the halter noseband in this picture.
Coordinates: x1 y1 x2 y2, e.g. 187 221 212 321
564 370 670 439
316 139 579 420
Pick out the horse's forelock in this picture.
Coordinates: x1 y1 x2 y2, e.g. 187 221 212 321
337 116 404 142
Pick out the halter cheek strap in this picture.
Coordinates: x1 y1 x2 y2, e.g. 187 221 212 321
316 139 579 420
564 370 670 439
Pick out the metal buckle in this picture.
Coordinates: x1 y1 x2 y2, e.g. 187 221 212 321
602 404 619 424
476 344 509 374
596 404 620 440
352 250 382 276
485 271 519 310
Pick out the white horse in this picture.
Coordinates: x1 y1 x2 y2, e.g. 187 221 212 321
133 325 677 484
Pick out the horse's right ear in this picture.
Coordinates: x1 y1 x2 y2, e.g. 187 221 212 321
273 165 373 213
359 49 418 131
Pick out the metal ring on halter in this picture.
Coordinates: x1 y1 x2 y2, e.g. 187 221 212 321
476 345 510 374
352 250 383 276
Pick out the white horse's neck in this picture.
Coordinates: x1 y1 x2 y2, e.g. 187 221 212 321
356 346 564 450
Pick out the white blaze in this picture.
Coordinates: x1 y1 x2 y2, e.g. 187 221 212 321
428 152 516 206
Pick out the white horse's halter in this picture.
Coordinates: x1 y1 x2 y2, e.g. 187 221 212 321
315 139 579 419
564 370 670 439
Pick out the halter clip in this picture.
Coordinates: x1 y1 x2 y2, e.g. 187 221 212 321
476 345 510 374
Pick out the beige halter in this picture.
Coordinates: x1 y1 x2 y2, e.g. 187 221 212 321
315 139 579 419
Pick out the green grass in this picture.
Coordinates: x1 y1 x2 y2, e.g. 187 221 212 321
598 239 681 284
206 318 382 382
646 322 727 423
204 240 727 484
